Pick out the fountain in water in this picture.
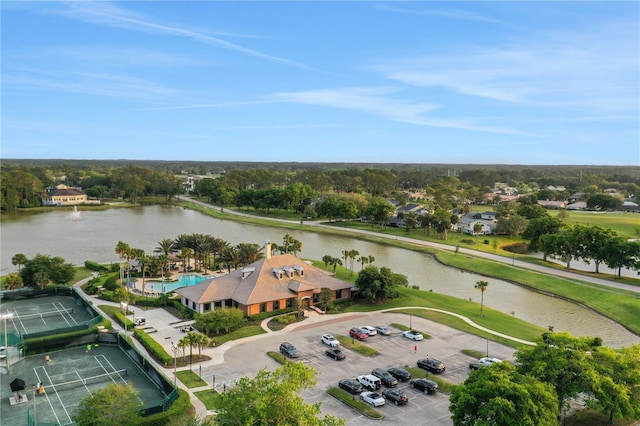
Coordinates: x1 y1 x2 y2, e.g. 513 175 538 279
70 206 81 220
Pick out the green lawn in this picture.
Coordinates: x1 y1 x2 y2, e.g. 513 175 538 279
175 370 208 388
193 389 221 410
549 210 640 239
209 325 266 346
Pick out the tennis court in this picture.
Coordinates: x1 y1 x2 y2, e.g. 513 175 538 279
2 295 96 338
1 345 169 426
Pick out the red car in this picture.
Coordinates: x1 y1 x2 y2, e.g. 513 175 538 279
349 327 368 341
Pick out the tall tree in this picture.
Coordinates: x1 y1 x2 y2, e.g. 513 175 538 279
450 362 559 426
11 253 28 273
216 362 345 426
474 280 489 318
72 382 143 426
584 344 640 424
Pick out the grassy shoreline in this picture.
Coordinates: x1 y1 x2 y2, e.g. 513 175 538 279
179 199 640 338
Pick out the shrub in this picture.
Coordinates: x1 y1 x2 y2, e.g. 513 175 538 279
483 239 490 245
247 307 296 322
460 239 474 244
133 328 172 365
139 388 190 426
501 242 529 254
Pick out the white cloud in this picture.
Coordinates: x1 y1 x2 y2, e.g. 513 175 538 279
49 1 311 69
375 4 504 25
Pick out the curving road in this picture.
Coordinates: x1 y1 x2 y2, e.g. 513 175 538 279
179 196 640 294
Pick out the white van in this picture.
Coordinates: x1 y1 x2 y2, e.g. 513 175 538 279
357 374 381 391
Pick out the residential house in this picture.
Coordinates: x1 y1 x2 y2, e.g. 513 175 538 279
455 212 497 235
42 184 91 206
174 242 354 316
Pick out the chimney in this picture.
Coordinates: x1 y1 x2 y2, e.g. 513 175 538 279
265 240 272 259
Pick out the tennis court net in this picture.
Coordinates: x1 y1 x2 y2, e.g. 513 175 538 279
14 308 74 321
44 369 128 392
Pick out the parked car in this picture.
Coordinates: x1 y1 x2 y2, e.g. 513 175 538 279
279 342 299 358
0 346 6 359
371 368 398 387
470 357 502 370
387 367 411 382
349 327 368 341
338 379 363 395
357 374 382 391
410 378 439 394
375 325 391 335
360 391 385 407
417 357 446 374
321 334 339 347
382 388 409 405
325 348 346 360
402 330 424 341
359 326 377 336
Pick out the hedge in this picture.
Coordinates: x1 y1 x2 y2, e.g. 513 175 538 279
247 307 296 322
139 388 191 426
133 328 173 365
22 320 111 354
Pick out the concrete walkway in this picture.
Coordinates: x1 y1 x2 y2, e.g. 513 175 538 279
73 275 535 419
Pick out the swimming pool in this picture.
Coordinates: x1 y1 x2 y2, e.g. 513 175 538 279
147 274 212 293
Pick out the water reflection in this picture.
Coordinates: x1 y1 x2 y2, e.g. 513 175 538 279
1 205 637 347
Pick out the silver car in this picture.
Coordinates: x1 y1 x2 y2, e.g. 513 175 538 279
360 391 385 407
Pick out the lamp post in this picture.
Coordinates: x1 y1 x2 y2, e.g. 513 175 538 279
170 342 181 387
2 311 14 374
32 384 37 426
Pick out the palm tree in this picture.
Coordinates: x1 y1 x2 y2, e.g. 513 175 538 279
115 241 131 285
11 253 27 273
223 246 241 272
358 256 369 270
475 280 489 318
211 237 229 272
348 249 359 272
368 255 375 265
155 238 176 278
177 337 189 362
177 247 193 273
237 243 262 266
192 332 212 359
341 250 350 271
322 255 333 270
329 257 342 274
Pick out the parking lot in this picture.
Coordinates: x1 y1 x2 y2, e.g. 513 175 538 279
200 311 517 425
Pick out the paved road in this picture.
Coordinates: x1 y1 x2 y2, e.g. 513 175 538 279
179 196 640 294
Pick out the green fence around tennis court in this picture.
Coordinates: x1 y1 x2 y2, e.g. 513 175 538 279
1 286 103 340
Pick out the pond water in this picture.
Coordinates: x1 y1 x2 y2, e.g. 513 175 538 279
1 205 638 347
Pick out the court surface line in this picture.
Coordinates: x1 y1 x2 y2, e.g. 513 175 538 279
52 302 74 327
75 370 92 395
39 364 73 425
11 308 28 335
94 354 144 403
34 366 62 426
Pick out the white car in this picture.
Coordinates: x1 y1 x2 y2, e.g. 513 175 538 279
360 391 385 407
479 357 502 365
0 346 6 359
359 326 377 336
321 334 339 347
375 326 391 335
402 330 424 341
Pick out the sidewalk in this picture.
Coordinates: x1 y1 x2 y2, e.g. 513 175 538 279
74 277 536 419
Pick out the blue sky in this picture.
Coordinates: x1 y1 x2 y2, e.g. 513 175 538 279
2 1 638 165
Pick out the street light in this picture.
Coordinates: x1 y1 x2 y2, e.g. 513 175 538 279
170 342 181 387
2 311 15 374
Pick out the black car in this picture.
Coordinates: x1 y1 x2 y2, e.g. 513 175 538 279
279 342 299 358
371 368 398 387
338 379 363 395
469 361 488 370
417 357 446 374
381 388 409 405
325 348 346 360
387 367 412 382
409 378 439 394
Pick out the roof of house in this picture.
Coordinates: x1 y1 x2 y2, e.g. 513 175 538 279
175 253 353 305
47 187 84 197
